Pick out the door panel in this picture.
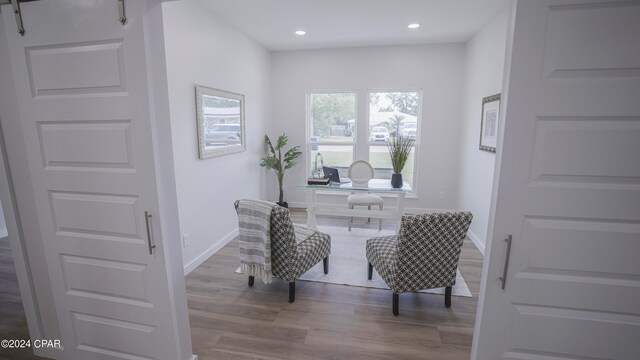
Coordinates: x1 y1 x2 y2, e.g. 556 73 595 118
521 218 640 276
542 2 640 79
473 1 640 359
530 117 640 180
26 40 126 97
50 191 143 241
504 306 638 360
38 121 135 169
61 255 152 306
1 1 182 358
73 312 157 360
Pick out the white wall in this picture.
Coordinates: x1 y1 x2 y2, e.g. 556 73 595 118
162 0 271 272
458 7 510 253
271 44 465 211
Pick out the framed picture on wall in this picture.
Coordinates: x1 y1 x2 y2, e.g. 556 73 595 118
195 85 246 159
479 93 500 153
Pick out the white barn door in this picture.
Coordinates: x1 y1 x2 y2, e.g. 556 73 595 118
473 1 640 359
1 1 188 359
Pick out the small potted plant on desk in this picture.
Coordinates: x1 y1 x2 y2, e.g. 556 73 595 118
387 135 415 189
260 133 302 208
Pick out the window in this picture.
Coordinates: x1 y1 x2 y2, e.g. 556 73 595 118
308 92 356 178
368 91 420 186
306 90 420 191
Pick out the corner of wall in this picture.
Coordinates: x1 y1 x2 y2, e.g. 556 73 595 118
467 229 485 255
457 5 510 254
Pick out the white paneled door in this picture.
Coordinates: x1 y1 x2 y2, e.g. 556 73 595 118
2 1 185 359
473 1 640 359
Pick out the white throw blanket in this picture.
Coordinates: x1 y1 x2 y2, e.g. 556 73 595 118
236 199 277 284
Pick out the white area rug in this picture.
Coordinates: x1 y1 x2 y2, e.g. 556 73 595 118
236 225 472 297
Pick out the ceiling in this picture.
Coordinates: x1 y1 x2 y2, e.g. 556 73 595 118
200 0 509 51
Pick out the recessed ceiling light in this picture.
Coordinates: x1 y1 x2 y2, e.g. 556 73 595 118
408 23 420 29
295 30 306 36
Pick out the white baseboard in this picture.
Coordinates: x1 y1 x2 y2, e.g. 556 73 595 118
190 355 198 360
183 228 238 275
467 229 485 255
0 228 7 238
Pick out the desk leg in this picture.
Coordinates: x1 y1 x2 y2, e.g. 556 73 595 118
396 192 406 232
305 188 317 229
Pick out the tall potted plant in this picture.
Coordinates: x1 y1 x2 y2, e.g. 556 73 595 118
387 135 415 188
260 133 302 207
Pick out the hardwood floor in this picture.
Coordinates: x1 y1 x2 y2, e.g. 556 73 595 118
0 208 484 360
187 209 484 360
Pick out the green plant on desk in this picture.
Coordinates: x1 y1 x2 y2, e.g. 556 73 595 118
387 135 415 188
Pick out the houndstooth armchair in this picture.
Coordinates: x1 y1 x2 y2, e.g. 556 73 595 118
235 202 331 303
366 212 473 315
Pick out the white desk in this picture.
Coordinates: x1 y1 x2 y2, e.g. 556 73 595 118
297 179 412 230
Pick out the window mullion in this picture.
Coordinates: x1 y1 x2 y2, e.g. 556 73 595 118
355 91 369 161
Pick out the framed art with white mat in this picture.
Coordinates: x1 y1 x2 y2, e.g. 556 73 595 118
479 93 500 153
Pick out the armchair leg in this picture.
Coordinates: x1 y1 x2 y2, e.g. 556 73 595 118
445 286 452 308
289 281 295 303
368 262 373 280
248 276 254 287
393 293 399 316
323 256 329 274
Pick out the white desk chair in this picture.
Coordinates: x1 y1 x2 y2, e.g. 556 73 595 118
347 160 383 231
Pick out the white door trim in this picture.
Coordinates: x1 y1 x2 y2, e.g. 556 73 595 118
0 126 56 359
471 2 516 358
0 13 60 358
142 2 194 356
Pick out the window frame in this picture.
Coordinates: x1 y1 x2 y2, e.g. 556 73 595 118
366 89 422 199
305 89 421 199
306 90 358 179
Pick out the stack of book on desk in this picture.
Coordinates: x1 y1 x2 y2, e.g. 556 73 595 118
307 177 330 185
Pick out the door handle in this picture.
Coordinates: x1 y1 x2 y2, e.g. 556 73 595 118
145 211 156 255
499 235 512 290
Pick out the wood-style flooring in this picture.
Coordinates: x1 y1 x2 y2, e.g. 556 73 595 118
187 209 484 360
0 209 484 360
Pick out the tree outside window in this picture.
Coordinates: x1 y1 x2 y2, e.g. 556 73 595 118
369 91 420 185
